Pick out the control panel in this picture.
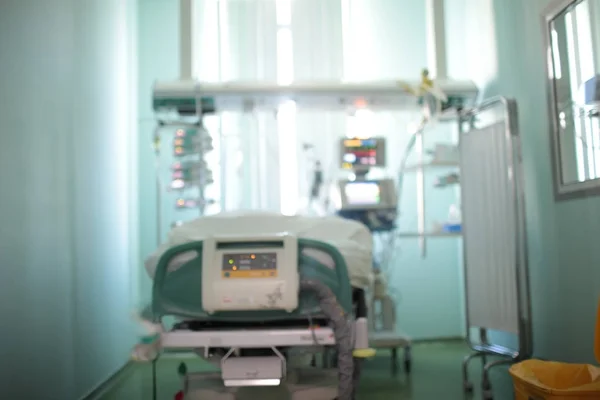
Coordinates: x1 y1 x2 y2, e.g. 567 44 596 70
201 234 299 314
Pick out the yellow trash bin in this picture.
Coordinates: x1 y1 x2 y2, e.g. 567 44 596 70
509 360 600 399
509 300 600 400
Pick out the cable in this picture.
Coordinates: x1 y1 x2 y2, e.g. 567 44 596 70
300 279 355 400
306 311 320 346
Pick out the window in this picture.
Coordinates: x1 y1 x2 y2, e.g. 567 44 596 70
550 29 562 79
565 1 599 181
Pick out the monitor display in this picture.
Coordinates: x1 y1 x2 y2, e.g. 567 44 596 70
340 138 386 169
221 252 278 279
344 181 381 206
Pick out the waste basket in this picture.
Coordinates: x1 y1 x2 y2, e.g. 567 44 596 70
509 359 600 399
509 299 600 400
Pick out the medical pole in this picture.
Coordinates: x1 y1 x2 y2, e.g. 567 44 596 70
417 0 448 257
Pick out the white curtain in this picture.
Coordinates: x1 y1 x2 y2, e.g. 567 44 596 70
194 0 280 213
193 0 428 214
342 0 428 185
289 0 345 213
193 0 346 214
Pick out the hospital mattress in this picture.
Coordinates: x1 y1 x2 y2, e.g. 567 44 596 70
146 211 373 322
145 211 373 289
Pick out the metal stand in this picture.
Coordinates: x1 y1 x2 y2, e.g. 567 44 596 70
152 357 158 400
390 347 412 376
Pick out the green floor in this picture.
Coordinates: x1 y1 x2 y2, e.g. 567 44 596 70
102 341 515 399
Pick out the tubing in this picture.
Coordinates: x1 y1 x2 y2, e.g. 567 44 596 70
300 279 355 400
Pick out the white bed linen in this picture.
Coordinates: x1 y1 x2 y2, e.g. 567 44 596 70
145 211 373 288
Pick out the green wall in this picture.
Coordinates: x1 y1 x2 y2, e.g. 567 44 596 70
513 0 600 364
458 0 600 363
0 0 139 398
395 121 466 340
137 0 181 305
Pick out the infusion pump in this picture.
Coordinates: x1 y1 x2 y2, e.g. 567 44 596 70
201 234 299 314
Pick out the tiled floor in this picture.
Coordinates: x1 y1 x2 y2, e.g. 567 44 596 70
102 341 515 399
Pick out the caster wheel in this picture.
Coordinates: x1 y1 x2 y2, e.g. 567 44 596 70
483 389 494 400
463 381 473 392
404 360 412 374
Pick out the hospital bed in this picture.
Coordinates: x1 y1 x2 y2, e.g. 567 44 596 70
136 211 375 400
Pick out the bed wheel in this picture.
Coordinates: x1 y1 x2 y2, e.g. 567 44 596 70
463 381 474 392
404 359 411 374
403 346 412 375
391 348 399 376
482 379 493 399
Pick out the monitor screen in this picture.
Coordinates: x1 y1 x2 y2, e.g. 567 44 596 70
341 138 385 169
344 181 381 206
221 252 278 279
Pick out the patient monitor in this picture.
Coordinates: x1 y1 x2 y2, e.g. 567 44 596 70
201 234 300 314
334 136 398 232
340 137 386 171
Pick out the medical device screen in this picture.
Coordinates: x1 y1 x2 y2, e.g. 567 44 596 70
222 252 278 278
341 138 386 169
344 181 381 205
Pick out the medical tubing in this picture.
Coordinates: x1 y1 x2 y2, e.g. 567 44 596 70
300 279 354 400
